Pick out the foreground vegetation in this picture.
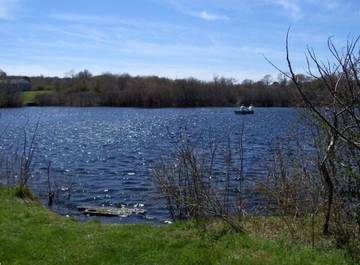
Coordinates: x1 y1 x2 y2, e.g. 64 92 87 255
0 187 351 265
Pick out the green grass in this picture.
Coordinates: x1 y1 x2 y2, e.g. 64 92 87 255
23 90 53 105
0 187 351 265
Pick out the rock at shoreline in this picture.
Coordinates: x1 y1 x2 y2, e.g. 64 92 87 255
77 205 146 217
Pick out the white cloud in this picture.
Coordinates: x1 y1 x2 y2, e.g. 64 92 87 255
50 13 119 24
50 13 189 34
271 0 301 19
0 0 18 19
155 0 229 21
313 0 339 10
191 10 229 21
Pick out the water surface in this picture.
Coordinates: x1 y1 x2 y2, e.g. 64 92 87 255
0 107 301 223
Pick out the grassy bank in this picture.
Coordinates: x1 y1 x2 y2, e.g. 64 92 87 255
0 187 351 265
23 90 53 105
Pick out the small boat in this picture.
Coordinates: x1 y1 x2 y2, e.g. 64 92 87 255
234 105 254 115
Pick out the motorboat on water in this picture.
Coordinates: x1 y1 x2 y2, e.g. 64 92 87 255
234 105 254 115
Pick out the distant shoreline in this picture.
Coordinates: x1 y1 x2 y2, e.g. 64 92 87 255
18 104 301 109
1 72 327 108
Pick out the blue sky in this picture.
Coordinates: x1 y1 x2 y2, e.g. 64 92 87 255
0 0 359 81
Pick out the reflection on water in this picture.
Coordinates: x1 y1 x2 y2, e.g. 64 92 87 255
0 107 300 223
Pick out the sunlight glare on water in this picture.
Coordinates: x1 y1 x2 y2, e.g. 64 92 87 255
0 107 301 223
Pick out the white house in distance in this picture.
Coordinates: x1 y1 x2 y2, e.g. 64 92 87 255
0 70 32 92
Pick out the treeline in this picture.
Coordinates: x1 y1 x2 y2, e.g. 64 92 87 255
0 70 30 107
0 79 23 108
0 87 22 108
2 70 329 107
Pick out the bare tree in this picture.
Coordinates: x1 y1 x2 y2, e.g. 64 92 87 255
153 128 247 233
266 30 360 258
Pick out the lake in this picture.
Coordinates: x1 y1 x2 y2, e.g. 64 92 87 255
0 107 302 223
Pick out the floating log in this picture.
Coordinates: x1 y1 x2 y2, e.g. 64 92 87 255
77 205 146 217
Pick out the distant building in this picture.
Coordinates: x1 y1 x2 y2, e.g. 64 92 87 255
0 77 32 92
